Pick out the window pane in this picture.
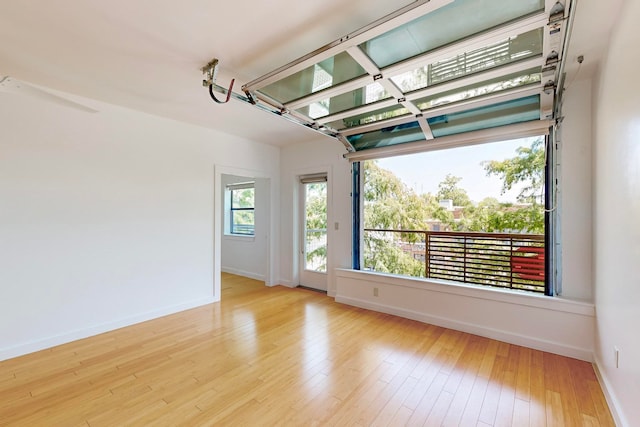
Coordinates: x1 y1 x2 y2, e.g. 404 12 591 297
415 68 542 111
360 0 544 68
347 121 425 151
346 95 540 151
361 136 546 292
232 211 254 235
231 188 254 209
325 105 410 130
304 182 327 273
427 95 540 137
258 52 366 104
297 82 391 120
390 29 543 93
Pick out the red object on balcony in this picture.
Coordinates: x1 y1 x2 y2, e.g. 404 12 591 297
511 246 545 281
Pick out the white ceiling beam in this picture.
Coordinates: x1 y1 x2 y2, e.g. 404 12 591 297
400 100 423 116
345 46 380 76
378 78 405 100
418 116 435 140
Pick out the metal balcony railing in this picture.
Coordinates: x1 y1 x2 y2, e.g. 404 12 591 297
364 229 545 293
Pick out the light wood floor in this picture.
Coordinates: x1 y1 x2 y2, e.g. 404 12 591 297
0 273 614 426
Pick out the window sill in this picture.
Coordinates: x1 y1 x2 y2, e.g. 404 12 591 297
335 268 594 317
223 234 255 242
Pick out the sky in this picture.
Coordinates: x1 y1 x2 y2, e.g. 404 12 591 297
376 136 541 203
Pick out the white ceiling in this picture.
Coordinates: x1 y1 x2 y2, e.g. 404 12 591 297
0 0 623 147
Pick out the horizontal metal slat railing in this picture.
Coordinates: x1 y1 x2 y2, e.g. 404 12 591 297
363 229 545 292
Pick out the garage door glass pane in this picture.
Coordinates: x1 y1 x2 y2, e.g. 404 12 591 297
428 95 540 137
297 82 392 120
360 0 544 68
258 52 366 104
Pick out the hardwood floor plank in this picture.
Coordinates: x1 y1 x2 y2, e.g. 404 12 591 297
424 390 454 426
588 379 616 426
546 390 566 426
387 404 414 426
478 354 507 425
494 346 519 427
441 335 487 426
406 371 449 426
370 376 419 426
529 348 547 427
0 274 615 426
459 377 490 427
515 347 532 402
513 398 531 427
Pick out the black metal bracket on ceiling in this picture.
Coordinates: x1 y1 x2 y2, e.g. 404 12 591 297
201 58 235 104
200 58 355 152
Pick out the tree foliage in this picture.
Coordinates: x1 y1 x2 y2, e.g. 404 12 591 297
483 138 545 204
304 183 328 272
437 174 472 207
363 138 546 276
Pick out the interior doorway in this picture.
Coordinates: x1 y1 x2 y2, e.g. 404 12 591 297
299 174 328 291
214 165 274 303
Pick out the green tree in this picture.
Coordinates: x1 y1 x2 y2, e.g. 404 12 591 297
478 137 546 232
483 138 545 204
362 137 546 279
465 197 544 233
363 161 426 276
304 183 328 272
436 174 472 207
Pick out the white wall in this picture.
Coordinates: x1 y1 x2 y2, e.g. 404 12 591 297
0 91 279 361
591 0 640 424
221 174 269 282
280 124 598 361
558 78 594 301
279 139 352 295
336 269 595 361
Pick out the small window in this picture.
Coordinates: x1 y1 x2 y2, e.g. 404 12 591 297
227 182 255 236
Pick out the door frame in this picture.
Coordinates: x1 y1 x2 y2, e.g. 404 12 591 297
299 176 328 291
294 166 332 292
214 164 275 302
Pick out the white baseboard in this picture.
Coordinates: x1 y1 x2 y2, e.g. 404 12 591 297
335 295 594 362
0 296 215 362
593 357 628 427
278 279 296 288
221 267 265 282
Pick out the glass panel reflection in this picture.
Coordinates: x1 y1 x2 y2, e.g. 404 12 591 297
297 82 391 120
390 29 543 93
258 52 366 104
347 95 540 151
325 105 410 130
415 68 541 110
347 121 424 151
360 0 544 68
427 95 540 137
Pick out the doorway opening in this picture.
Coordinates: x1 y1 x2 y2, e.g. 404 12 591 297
299 174 328 291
